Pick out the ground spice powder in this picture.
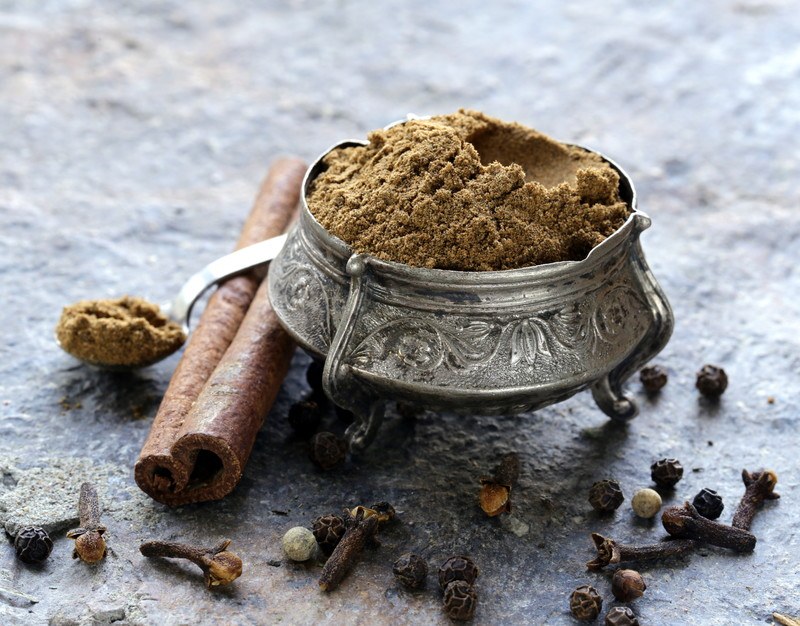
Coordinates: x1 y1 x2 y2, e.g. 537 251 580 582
56 296 185 367
307 110 630 271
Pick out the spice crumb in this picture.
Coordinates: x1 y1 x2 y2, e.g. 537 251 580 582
56 296 185 367
308 109 630 271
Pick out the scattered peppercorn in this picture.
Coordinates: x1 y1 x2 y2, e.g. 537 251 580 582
312 514 346 556
696 364 728 398
288 399 323 438
439 555 479 590
650 458 684 489
393 552 428 589
309 431 347 470
282 527 318 562
631 488 662 519
611 569 646 602
588 479 624 513
570 584 603 621
639 365 668 393
605 606 640 626
692 488 724 520
14 526 53 564
443 580 477 621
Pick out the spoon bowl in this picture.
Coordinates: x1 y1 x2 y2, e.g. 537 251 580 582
56 234 288 369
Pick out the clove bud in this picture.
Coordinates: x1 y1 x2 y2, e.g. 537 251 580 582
66 482 107 564
661 502 756 552
732 469 779 531
586 532 695 571
319 506 379 592
140 539 243 589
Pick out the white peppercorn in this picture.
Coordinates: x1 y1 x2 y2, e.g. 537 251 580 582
282 527 318 562
631 488 662 518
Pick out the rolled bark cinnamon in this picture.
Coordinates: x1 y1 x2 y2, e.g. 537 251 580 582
134 157 306 505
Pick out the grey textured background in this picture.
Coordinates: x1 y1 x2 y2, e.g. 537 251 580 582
1 1 798 624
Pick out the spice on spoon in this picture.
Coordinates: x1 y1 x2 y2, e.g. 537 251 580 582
140 538 243 588
661 502 756 552
731 469 779 531
56 296 185 368
318 506 379 591
66 482 107 564
479 452 520 517
586 533 695 571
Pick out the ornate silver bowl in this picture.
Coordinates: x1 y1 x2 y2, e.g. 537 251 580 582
269 133 673 451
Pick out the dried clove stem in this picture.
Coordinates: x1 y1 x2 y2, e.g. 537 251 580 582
662 502 756 552
319 506 379 592
140 539 242 588
586 532 695 570
66 482 107 564
732 469 779 531
479 452 520 517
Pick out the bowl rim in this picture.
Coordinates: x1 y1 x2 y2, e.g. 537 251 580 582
300 121 649 285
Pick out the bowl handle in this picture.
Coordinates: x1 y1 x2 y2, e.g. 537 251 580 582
321 254 385 451
591 238 674 420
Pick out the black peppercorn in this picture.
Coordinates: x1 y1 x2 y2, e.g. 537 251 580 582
692 488 724 520
393 552 428 589
308 432 347 470
651 458 684 489
570 584 602 621
438 555 479 590
14 526 53 564
443 580 477 621
639 365 668 393
696 364 728 398
605 606 639 626
588 479 624 513
611 569 646 602
312 514 346 556
288 400 323 438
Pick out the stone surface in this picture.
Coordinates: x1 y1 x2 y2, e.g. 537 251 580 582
1 1 798 624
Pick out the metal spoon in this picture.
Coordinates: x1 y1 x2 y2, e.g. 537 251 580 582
56 233 288 369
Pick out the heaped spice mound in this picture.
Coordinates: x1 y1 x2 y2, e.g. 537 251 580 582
307 110 630 271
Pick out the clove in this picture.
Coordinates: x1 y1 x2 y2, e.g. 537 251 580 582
140 539 243 588
479 452 520 517
319 506 379 592
662 502 756 552
66 482 107 564
586 532 695 571
732 469 779 531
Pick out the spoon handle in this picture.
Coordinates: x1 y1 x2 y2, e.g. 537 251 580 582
168 233 289 330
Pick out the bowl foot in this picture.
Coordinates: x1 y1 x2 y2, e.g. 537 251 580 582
591 375 638 422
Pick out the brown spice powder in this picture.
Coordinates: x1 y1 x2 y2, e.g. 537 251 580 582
307 109 630 271
56 296 185 367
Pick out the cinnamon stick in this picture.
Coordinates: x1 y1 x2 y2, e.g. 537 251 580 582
134 157 306 505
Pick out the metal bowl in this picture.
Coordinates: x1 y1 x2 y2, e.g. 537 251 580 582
269 130 673 451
